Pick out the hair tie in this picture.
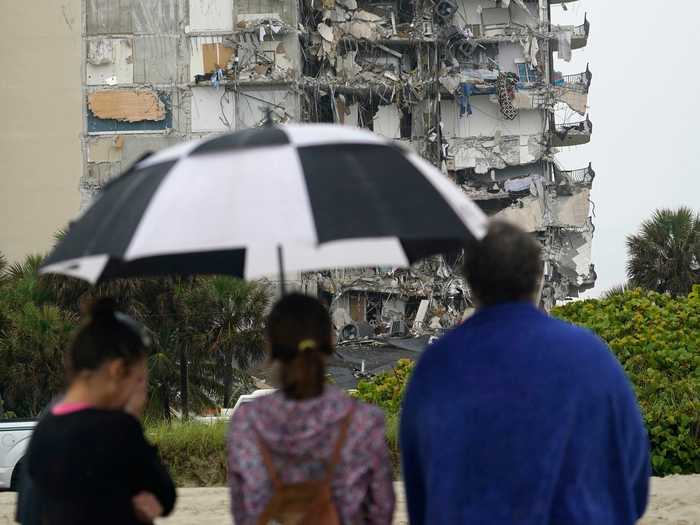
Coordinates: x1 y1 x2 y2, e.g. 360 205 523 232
298 339 317 352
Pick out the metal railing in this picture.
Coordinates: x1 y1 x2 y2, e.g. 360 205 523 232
573 14 590 38
557 64 592 93
555 115 592 135
556 163 595 186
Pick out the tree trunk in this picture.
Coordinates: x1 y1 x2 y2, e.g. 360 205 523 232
162 385 171 422
222 353 233 408
179 346 189 419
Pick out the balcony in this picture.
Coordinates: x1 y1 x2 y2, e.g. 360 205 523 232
554 163 595 189
553 64 592 94
551 115 592 147
551 14 590 51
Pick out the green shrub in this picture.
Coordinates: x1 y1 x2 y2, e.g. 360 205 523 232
146 420 228 486
355 359 416 477
554 286 700 476
355 359 415 416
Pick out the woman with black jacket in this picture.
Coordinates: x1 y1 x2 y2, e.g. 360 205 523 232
24 298 176 525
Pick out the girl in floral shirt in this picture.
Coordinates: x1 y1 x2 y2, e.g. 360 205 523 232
228 294 395 525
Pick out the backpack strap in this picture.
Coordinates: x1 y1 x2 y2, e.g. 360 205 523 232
324 405 356 482
255 430 283 490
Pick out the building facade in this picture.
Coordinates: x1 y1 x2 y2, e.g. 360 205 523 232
0 1 82 264
80 0 593 334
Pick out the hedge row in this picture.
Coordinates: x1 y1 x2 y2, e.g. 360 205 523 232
149 288 700 485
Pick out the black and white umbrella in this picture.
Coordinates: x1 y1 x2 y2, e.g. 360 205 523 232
40 124 487 284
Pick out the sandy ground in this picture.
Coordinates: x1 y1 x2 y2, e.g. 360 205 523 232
2 477 700 524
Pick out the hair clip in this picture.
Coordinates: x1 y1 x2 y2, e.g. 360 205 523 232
298 339 317 352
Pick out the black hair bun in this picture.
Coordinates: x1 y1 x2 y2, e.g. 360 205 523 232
90 297 118 321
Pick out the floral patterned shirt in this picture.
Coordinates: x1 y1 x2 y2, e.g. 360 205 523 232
228 386 395 525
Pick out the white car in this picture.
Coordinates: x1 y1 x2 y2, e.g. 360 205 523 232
0 419 37 490
230 389 275 416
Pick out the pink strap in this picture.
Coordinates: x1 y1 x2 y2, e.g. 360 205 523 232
51 402 93 416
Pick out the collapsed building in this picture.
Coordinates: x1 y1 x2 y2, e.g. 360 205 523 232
80 0 594 338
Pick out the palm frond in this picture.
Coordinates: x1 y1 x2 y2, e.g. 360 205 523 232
626 207 700 296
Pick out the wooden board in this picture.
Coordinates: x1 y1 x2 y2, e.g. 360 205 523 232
88 90 166 122
349 293 367 322
202 43 235 74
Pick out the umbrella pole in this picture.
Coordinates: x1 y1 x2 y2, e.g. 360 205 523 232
277 244 287 296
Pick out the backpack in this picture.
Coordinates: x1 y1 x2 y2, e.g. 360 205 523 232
255 408 355 525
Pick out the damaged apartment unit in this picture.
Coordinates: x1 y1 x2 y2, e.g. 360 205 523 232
80 0 594 334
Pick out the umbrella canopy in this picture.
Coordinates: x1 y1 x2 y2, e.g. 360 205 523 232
40 124 487 284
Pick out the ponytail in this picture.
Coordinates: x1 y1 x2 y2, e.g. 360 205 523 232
266 294 333 400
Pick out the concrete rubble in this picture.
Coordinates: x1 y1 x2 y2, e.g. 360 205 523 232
80 0 595 334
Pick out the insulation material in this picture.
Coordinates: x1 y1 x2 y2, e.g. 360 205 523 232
203 43 235 73
191 87 235 132
86 39 133 86
87 137 124 163
373 105 401 139
188 0 234 32
88 90 166 122
548 189 590 228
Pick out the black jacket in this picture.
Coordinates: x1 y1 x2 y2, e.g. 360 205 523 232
25 408 176 525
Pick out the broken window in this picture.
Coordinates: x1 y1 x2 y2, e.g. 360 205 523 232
516 62 540 83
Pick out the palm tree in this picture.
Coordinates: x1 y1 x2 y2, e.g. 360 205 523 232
626 207 700 296
602 283 631 300
0 238 270 419
200 277 269 407
0 252 8 283
0 254 77 416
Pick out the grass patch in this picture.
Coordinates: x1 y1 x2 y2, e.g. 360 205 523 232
146 420 228 486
